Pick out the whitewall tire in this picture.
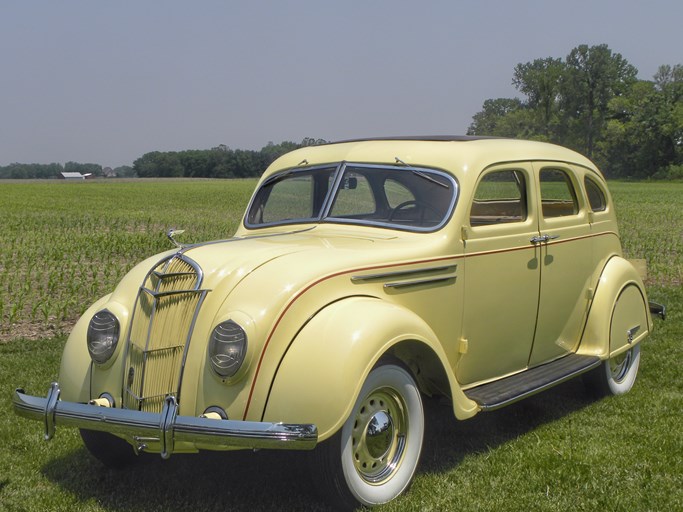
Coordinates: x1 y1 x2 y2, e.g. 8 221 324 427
314 362 424 509
584 343 641 396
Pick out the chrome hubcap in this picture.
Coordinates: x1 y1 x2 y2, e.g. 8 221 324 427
366 410 393 459
609 349 632 383
351 387 407 483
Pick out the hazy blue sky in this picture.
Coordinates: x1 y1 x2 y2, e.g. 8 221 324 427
1 1 681 168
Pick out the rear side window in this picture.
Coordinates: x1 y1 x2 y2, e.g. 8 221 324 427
585 177 607 212
470 170 527 226
540 169 579 218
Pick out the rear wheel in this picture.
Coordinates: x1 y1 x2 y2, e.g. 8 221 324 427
80 429 139 469
584 344 641 396
314 362 424 510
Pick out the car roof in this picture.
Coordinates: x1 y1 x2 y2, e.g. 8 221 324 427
332 135 499 143
263 137 601 185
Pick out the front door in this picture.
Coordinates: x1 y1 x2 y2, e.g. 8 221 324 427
458 165 540 386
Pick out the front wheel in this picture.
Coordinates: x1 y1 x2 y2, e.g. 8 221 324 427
80 429 140 469
584 343 641 396
314 362 424 510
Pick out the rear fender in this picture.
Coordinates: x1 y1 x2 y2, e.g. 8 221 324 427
262 296 478 441
579 257 652 359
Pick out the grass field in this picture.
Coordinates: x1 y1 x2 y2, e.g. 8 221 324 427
0 179 681 511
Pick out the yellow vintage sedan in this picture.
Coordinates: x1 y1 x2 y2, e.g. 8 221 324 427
14 137 662 509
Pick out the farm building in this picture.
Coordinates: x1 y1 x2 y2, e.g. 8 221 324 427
59 172 93 180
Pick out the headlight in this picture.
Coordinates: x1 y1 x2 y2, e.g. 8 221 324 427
208 320 248 378
87 310 120 364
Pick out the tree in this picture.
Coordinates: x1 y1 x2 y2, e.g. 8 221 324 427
598 65 683 178
653 64 683 169
465 44 683 178
560 44 637 157
133 152 183 177
512 57 564 137
467 98 524 136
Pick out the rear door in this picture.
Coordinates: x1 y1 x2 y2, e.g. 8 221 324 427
528 164 593 366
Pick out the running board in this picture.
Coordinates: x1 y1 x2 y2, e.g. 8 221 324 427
464 354 602 411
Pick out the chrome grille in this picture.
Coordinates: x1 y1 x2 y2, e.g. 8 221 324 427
123 253 207 412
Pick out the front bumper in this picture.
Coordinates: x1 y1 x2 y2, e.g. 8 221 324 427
13 383 318 458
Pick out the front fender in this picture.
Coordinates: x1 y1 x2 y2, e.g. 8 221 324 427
262 296 477 441
578 256 652 358
58 294 112 402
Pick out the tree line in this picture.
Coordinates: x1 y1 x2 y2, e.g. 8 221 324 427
132 139 326 179
0 161 121 180
467 44 682 179
0 139 326 180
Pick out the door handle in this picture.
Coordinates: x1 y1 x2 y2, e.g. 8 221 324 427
530 234 560 244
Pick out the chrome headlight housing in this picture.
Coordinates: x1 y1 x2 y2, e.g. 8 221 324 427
86 310 120 364
208 320 248 379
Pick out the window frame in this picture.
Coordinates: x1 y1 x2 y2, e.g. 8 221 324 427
244 162 459 233
469 168 529 227
538 167 581 219
584 175 608 213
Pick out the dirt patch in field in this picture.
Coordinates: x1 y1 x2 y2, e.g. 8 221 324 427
0 318 76 343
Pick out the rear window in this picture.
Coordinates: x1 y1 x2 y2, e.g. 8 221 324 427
585 177 607 212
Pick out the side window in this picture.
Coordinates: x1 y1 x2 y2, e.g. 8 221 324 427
585 177 607 212
470 170 527 226
384 178 415 209
329 172 375 216
540 169 579 218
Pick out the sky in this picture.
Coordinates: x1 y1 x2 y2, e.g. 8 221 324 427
1 1 681 168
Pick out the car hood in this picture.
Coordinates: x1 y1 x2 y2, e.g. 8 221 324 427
109 226 408 315
181 227 396 291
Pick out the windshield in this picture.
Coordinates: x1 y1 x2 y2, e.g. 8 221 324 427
245 163 457 231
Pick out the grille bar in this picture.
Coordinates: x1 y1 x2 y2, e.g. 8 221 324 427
122 253 208 413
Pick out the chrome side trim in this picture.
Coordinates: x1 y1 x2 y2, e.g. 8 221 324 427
13 385 318 456
384 276 456 289
351 265 457 283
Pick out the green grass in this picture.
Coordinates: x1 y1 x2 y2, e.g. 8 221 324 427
1 179 681 511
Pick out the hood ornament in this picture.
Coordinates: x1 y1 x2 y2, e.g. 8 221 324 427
166 228 186 249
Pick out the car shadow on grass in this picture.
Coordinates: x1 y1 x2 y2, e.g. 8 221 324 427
419 377 599 473
41 378 598 512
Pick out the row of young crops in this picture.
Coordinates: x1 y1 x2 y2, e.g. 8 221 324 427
1 179 681 340
610 182 683 287
0 179 255 339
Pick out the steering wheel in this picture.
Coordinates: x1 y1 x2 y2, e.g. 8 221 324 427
388 200 439 224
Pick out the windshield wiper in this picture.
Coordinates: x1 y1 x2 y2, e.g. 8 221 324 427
394 157 449 189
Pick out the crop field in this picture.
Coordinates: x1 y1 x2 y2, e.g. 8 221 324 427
0 179 256 341
0 179 681 511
